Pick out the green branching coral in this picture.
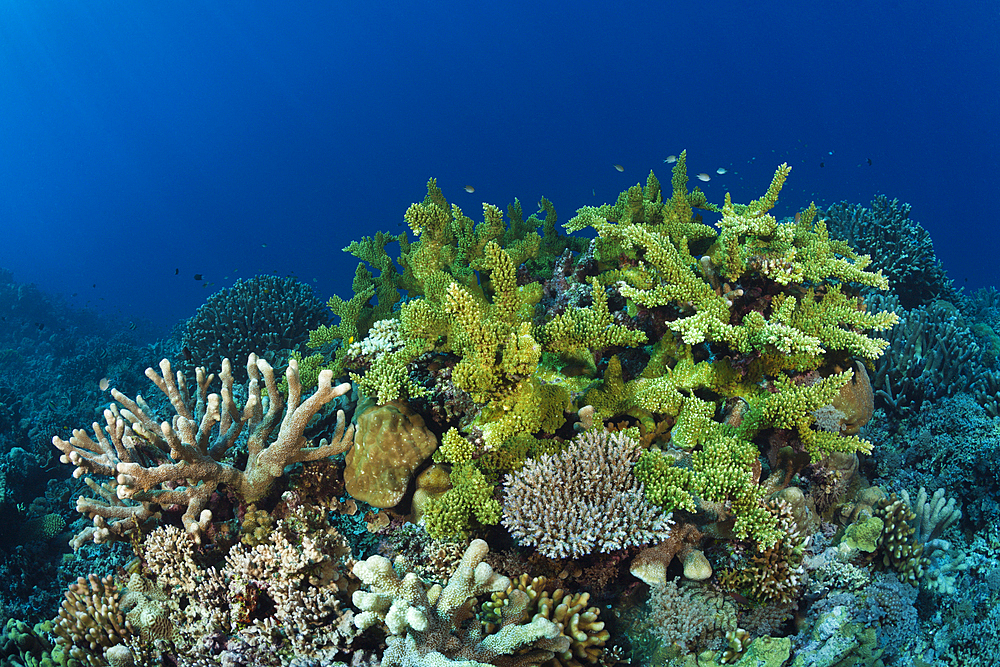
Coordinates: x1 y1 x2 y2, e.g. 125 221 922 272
311 161 896 549
422 462 502 539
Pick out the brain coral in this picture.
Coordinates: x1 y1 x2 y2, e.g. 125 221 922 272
182 275 328 381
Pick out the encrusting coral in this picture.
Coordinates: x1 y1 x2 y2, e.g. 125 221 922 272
53 354 354 544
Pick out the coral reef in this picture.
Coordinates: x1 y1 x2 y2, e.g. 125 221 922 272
182 275 329 381
9 166 1000 667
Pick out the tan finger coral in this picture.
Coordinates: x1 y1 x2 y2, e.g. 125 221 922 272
345 399 439 508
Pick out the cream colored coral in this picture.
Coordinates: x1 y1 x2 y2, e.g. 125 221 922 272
54 354 354 543
352 539 570 666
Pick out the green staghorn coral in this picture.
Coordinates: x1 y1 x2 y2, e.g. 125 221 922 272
309 159 895 547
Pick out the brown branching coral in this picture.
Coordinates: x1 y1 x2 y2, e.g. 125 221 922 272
482 574 610 666
718 500 809 605
53 354 353 544
52 574 135 665
501 429 673 559
123 500 358 661
872 494 928 586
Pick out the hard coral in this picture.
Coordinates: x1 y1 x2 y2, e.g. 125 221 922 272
53 354 354 544
352 539 570 666
502 429 673 559
345 398 439 509
182 275 329 382
718 500 809 605
482 574 609 667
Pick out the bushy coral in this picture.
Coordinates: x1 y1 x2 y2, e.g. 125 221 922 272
719 500 810 605
501 429 673 559
869 293 998 417
824 195 957 308
645 578 738 653
182 275 329 381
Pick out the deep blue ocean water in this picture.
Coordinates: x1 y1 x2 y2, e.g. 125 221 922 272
1 1 996 331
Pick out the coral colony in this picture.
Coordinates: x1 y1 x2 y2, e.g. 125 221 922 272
2 151 998 666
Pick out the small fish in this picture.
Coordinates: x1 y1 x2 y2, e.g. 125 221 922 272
262 244 267 248
182 346 193 361
696 173 711 182
464 185 475 193
664 155 677 163
820 162 825 168
716 167 727 175
128 321 136 330
194 274 203 281
99 378 110 391
592 188 596 196
613 164 624 172
174 268 179 275
867 158 872 166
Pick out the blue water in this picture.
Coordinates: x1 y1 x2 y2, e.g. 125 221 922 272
2 1 996 330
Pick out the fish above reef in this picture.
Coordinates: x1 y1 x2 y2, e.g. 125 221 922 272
613 164 624 172
464 185 475 193
664 155 677 163
696 173 711 182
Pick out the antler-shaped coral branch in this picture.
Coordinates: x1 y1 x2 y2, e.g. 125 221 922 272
54 354 353 544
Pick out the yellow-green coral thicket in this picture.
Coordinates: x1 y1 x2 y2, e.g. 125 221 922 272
315 154 897 545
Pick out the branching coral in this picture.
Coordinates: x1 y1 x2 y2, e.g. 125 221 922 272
53 354 354 543
501 429 672 559
718 500 810 604
824 195 957 308
51 574 135 664
481 574 609 666
352 539 570 666
182 275 329 381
